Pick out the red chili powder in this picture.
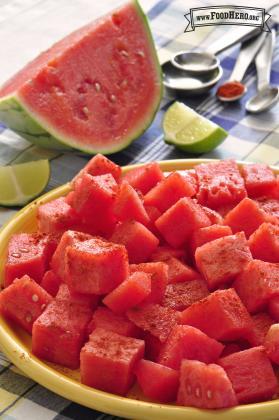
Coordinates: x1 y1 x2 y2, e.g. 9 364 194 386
217 81 245 99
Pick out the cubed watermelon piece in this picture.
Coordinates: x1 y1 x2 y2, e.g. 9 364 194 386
177 360 237 409
269 296 279 321
113 181 150 225
264 324 279 364
127 304 180 343
257 198 279 221
241 163 277 198
110 220 159 263
87 307 141 338
190 224 232 256
80 328 145 395
249 222 279 263
56 284 99 309
219 346 277 404
195 232 252 290
103 271 151 314
37 197 79 234
175 169 198 195
41 270 61 297
50 230 92 278
155 198 211 248
234 260 279 313
150 246 188 263
163 258 200 284
144 205 161 224
224 198 276 238
0 275 52 334
180 289 253 342
134 359 179 403
72 154 121 185
195 160 247 209
5 232 58 287
129 262 168 304
158 325 224 370
201 206 224 225
144 172 196 213
65 237 129 295
161 279 209 311
122 162 164 195
247 312 274 347
221 343 242 357
32 299 92 368
143 331 163 361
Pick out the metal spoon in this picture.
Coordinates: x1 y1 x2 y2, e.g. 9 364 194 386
217 31 267 102
246 29 279 113
171 26 260 74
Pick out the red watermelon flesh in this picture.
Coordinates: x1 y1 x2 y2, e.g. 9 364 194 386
163 258 200 284
72 154 121 185
257 198 279 221
190 224 232 256
247 312 274 346
161 279 209 311
41 270 61 297
123 162 164 195
264 324 279 365
37 197 79 234
241 163 277 198
269 296 279 321
248 222 279 263
0 1 161 154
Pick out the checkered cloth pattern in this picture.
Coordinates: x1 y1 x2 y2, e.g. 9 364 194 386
0 0 278 418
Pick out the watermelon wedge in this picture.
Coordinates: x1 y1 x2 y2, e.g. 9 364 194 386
0 1 161 154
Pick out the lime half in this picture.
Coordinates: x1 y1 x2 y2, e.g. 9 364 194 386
0 159 50 206
163 102 228 153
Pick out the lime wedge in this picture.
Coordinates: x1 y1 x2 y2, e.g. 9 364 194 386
163 102 228 153
0 160 50 206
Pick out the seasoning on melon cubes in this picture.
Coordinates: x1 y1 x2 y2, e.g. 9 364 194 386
80 328 145 395
72 154 121 186
241 163 277 198
190 224 232 256
110 220 159 263
264 324 279 364
41 270 61 297
0 275 52 334
5 232 58 287
65 237 129 295
248 222 279 263
219 346 278 404
134 359 179 403
177 360 237 409
37 197 79 234
195 159 247 209
257 198 279 221
180 289 253 342
247 312 274 347
162 258 199 284
234 259 279 313
123 162 164 195
144 172 196 213
195 232 252 290
56 284 99 309
130 262 168 304
158 325 224 370
155 197 211 248
162 279 209 311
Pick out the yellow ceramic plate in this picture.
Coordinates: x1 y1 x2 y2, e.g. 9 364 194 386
0 159 278 420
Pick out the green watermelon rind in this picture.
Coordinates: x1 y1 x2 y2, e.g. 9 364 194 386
0 0 162 155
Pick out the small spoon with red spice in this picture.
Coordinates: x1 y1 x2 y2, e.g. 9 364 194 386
217 32 267 102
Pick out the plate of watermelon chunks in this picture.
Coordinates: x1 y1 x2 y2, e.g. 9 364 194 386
0 154 279 412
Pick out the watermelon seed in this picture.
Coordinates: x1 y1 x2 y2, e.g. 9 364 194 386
120 50 129 57
120 79 128 88
32 294 39 302
136 50 145 58
95 82 101 92
110 94 116 103
25 314 32 323
195 386 201 398
20 248 29 253
206 389 213 399
11 252 21 258
82 106 89 116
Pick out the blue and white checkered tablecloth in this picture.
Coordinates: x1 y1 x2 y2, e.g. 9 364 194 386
0 0 278 418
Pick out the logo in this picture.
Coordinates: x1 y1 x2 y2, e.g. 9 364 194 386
184 6 271 32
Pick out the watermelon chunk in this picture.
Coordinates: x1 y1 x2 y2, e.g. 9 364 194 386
180 289 253 342
32 299 92 368
0 1 161 154
41 270 61 297
264 324 279 364
113 181 150 225
249 222 279 263
219 346 278 404
150 246 188 264
143 332 163 361
195 160 247 209
158 325 224 369
161 279 209 311
110 220 159 263
241 163 277 198
87 307 141 338
65 237 129 295
190 224 232 256
155 197 211 248
127 304 180 343
37 197 79 234
195 232 252 290
56 284 99 309
72 154 121 185
5 232 58 287
269 296 279 321
248 312 274 346
163 258 200 284
80 328 145 395
177 360 237 409
134 359 179 403
234 260 279 313
123 162 164 195
257 198 279 221
103 271 151 314
0 275 52 334
224 197 276 238
201 206 224 225
144 172 196 213
221 343 242 357
130 262 168 304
